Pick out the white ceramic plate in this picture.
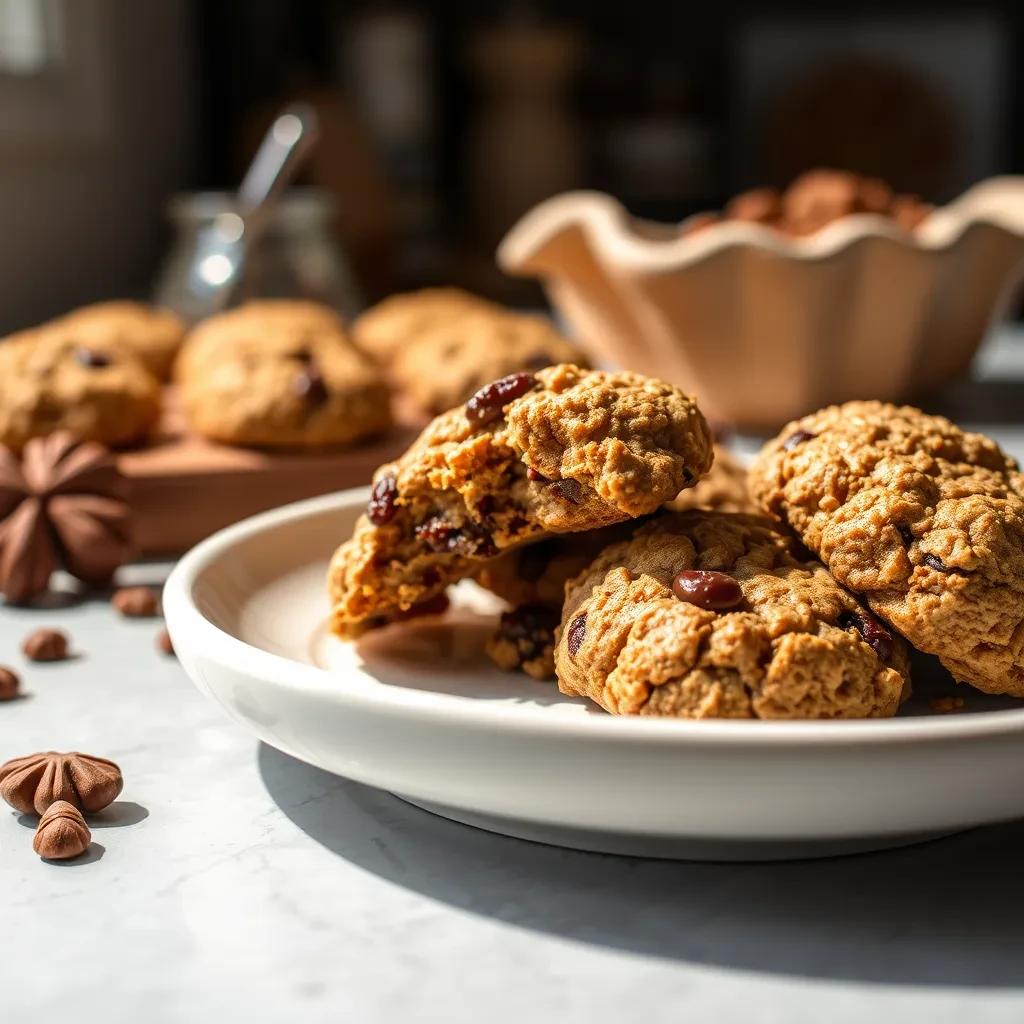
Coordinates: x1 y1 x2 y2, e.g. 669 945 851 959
164 487 1024 860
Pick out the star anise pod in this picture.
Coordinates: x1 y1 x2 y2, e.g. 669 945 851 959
0 751 124 815
0 431 131 602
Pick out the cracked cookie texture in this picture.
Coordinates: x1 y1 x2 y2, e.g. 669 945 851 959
480 446 752 679
328 364 712 636
480 523 638 680
390 310 586 415
57 301 185 380
176 301 391 448
555 511 909 719
352 287 500 363
749 401 1024 696
665 445 752 514
0 326 161 453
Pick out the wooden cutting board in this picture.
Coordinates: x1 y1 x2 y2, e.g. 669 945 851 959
119 390 420 556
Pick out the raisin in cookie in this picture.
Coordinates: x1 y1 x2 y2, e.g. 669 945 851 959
390 310 587 416
352 288 499 364
58 301 185 380
481 446 753 679
480 446 750 609
177 302 391 448
749 400 1024 696
328 364 712 636
555 510 909 719
0 326 161 452
481 524 638 680
484 603 563 682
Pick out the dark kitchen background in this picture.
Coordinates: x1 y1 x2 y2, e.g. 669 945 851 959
0 0 1020 332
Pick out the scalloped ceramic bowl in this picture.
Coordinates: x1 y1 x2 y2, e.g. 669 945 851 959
498 177 1024 428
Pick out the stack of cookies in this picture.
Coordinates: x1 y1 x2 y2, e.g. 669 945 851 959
171 289 585 447
0 289 585 456
0 297 397 454
328 370 1024 720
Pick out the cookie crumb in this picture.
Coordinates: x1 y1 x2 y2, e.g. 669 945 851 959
929 696 965 714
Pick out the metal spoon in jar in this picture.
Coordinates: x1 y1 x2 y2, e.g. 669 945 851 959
172 103 320 323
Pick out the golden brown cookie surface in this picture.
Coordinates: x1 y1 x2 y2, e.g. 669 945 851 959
665 444 752 514
176 301 390 449
555 511 909 719
0 327 161 452
479 523 637 681
328 364 712 636
480 445 752 680
352 288 499 363
390 310 586 415
485 603 563 681
749 401 1024 696
58 301 185 380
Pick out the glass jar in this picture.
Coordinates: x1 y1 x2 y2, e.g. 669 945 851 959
153 189 363 324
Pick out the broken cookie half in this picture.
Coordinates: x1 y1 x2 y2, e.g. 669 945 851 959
328 364 712 637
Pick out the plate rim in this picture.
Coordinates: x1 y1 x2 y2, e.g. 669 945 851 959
163 487 1024 749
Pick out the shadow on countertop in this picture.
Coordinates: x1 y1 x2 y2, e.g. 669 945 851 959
14 801 150 831
258 742 1024 990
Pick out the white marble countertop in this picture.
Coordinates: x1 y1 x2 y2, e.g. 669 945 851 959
4 335 1024 1023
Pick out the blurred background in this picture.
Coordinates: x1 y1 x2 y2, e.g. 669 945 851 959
0 0 1020 332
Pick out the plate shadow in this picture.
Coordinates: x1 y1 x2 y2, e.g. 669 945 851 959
258 741 1024 989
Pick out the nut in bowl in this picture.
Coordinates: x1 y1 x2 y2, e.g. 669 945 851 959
498 175 1024 429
